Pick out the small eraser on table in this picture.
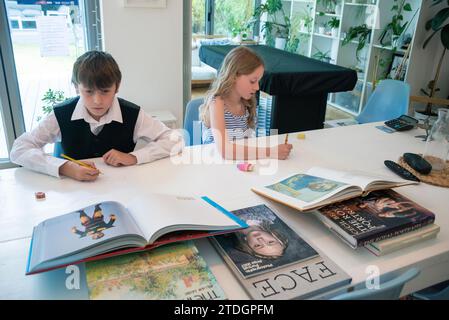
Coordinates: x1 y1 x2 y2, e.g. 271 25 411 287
35 192 46 200
237 163 254 172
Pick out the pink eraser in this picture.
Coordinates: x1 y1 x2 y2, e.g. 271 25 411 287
237 163 254 172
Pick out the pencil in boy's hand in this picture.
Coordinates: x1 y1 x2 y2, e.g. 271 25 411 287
61 154 102 174
284 133 289 144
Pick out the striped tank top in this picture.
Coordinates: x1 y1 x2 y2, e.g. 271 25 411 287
202 108 255 144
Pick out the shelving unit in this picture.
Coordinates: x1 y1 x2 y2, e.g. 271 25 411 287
260 0 423 116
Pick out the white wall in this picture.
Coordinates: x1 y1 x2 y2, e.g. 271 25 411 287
408 1 449 103
100 0 184 127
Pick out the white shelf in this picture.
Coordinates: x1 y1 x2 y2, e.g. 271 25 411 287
261 0 421 116
344 2 377 7
372 44 406 54
314 33 339 40
316 12 342 17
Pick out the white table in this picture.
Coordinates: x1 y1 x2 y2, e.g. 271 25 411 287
1 122 448 299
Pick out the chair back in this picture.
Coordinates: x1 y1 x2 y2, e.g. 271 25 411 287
332 268 420 300
53 142 64 158
356 79 410 124
184 98 204 146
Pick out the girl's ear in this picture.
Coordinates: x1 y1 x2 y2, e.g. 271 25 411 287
115 82 121 93
74 84 79 95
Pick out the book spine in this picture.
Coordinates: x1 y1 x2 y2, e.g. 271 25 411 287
358 218 435 247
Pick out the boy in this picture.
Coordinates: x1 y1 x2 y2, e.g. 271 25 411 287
10 51 183 181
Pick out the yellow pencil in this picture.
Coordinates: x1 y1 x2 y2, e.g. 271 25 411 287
284 133 289 144
61 154 102 174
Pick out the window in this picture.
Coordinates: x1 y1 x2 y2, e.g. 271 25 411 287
0 0 102 165
213 0 255 38
192 0 205 36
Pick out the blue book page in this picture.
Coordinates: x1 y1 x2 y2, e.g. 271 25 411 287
32 201 144 269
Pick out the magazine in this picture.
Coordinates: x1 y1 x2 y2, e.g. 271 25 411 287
86 241 226 300
26 193 247 275
210 204 352 300
251 166 416 212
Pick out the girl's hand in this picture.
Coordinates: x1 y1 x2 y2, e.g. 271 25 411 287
271 144 293 160
59 161 100 181
103 149 137 167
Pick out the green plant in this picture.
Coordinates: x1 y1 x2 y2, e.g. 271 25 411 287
342 24 372 61
378 0 413 46
299 5 314 33
252 0 291 47
37 89 66 121
312 47 331 62
328 17 340 29
318 0 337 14
419 0 449 115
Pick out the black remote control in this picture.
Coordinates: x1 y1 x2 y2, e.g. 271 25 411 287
384 160 420 182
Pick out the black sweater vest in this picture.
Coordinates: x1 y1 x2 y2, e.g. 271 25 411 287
54 97 140 160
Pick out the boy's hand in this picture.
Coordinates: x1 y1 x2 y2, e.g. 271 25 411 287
59 161 100 181
271 144 293 160
103 149 137 167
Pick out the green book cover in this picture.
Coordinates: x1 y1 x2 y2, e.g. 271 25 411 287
86 241 226 300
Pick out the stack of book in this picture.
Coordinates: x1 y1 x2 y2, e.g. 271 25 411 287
252 167 439 256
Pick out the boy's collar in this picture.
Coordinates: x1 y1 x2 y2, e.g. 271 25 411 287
71 96 123 124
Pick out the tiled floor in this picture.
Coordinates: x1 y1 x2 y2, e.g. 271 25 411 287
191 86 354 121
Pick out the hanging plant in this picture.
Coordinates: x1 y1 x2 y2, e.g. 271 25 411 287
342 24 372 62
378 0 413 47
419 0 449 115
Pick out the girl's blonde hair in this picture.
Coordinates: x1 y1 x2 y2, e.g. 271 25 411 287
200 46 264 128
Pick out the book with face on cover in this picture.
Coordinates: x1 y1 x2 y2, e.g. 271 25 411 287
251 167 416 212
26 193 247 275
210 204 352 300
313 189 436 249
86 241 226 300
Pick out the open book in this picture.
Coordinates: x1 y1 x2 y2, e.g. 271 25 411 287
26 194 247 275
251 167 417 212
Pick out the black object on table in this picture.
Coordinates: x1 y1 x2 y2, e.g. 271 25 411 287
199 45 357 134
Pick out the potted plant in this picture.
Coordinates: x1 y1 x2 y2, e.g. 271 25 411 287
312 47 332 63
318 0 337 14
328 17 340 38
378 0 412 47
415 0 449 118
342 24 372 62
318 22 327 35
36 89 66 122
252 0 290 48
299 5 314 33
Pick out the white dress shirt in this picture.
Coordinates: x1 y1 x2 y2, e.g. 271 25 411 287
10 96 184 178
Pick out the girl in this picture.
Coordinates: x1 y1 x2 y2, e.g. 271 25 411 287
200 46 292 160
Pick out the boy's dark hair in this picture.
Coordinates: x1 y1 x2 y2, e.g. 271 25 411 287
72 51 121 89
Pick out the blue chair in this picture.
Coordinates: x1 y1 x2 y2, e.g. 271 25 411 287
331 268 420 300
412 280 449 300
355 79 410 124
53 142 64 158
184 98 204 146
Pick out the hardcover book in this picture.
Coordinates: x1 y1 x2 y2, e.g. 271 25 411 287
26 193 247 275
251 166 416 212
313 189 436 249
86 241 226 300
365 223 440 256
210 204 352 300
